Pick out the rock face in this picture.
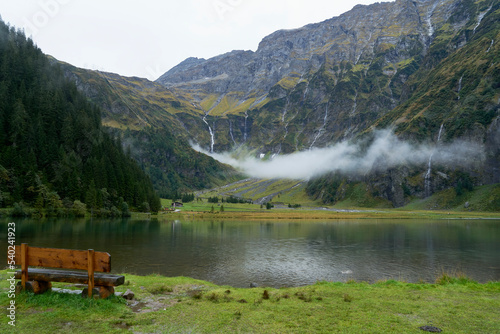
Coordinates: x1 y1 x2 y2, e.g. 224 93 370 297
156 0 498 155
158 0 456 99
153 0 500 207
66 0 500 206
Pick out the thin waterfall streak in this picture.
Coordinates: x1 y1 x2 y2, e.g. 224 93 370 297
202 114 215 153
310 104 329 150
425 124 444 197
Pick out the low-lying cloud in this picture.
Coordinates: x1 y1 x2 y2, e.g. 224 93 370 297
192 130 484 180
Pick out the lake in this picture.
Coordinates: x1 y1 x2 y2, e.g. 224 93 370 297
2 218 499 288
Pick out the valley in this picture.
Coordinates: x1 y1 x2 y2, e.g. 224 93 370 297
57 0 500 210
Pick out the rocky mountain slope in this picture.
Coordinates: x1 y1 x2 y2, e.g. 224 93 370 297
64 0 500 207
59 63 241 197
157 0 499 153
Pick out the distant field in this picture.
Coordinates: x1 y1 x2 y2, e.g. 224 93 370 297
158 179 500 219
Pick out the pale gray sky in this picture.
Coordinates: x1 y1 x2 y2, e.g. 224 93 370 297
0 0 382 80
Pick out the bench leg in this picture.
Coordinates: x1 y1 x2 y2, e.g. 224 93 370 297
16 281 52 294
97 286 115 299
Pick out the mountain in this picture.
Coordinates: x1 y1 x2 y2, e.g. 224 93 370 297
152 0 500 207
0 20 161 215
157 0 499 150
59 63 242 197
60 0 499 208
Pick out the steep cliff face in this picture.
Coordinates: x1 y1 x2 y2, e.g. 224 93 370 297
157 0 497 154
152 0 500 206
159 0 455 98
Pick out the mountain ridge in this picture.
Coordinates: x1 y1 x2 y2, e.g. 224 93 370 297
60 0 499 207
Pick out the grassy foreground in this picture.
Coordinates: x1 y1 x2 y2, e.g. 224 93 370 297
1 270 498 333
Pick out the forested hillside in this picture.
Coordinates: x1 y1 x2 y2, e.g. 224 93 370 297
0 20 160 215
60 63 242 198
116 127 241 198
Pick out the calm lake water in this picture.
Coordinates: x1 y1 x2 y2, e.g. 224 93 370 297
2 218 499 288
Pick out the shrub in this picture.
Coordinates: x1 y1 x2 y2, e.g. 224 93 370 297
72 200 87 217
11 202 28 217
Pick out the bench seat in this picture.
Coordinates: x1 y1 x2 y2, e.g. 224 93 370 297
15 268 124 287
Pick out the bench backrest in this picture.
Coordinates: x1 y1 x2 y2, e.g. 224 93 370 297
13 243 112 297
14 245 111 272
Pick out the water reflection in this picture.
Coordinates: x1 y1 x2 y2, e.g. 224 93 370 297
1 218 499 287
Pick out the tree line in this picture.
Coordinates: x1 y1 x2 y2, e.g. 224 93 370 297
0 21 160 216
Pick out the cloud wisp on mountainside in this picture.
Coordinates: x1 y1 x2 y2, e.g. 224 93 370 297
192 130 484 180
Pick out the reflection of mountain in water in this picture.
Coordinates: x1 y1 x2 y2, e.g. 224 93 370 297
4 218 499 287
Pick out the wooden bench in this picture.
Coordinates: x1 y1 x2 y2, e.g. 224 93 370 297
13 243 124 298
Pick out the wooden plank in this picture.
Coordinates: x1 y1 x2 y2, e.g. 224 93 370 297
87 249 95 298
14 245 111 272
14 269 124 286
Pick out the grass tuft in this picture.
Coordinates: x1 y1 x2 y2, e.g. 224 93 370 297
435 271 477 285
146 284 173 295
343 293 353 302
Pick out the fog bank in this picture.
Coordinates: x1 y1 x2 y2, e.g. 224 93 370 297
192 130 484 180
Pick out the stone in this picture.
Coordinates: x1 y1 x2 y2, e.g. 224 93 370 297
123 289 135 300
419 325 442 333
81 287 100 298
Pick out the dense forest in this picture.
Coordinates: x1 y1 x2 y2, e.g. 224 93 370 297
0 20 160 216
58 64 243 198
117 128 240 199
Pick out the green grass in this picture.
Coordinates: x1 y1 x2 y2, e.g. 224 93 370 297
403 184 500 212
1 270 498 333
194 178 321 206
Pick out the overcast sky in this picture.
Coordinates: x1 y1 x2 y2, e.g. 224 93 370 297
0 0 382 80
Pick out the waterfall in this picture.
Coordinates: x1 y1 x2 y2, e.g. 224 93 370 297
473 5 492 34
282 97 290 140
350 91 358 116
302 82 309 100
243 111 248 142
426 2 438 37
283 122 289 140
229 120 237 146
282 97 289 122
487 39 494 53
457 75 463 100
424 124 444 197
310 104 329 149
202 114 215 153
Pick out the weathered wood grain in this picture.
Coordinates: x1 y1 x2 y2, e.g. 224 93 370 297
16 280 52 294
13 245 111 272
14 268 124 286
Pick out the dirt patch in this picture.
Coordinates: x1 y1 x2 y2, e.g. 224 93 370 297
127 297 179 313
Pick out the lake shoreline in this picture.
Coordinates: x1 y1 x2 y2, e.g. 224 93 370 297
2 203 500 221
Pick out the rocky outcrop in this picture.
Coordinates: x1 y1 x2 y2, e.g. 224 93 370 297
156 0 490 151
